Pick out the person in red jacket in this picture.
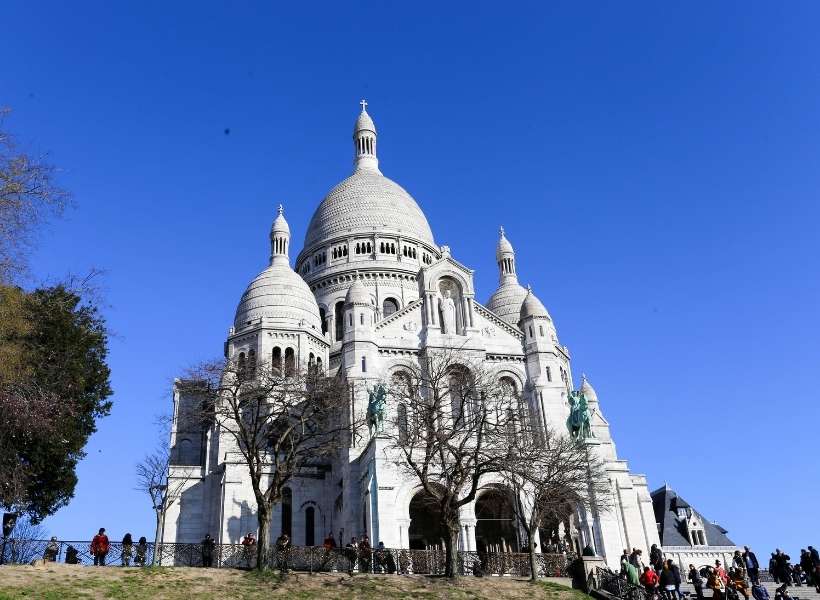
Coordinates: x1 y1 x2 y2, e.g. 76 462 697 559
641 565 660 596
90 528 110 566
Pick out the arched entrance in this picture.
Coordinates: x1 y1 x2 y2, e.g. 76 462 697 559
475 487 518 553
408 490 447 550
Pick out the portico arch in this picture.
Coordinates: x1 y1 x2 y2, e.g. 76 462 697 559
408 489 448 550
474 485 518 553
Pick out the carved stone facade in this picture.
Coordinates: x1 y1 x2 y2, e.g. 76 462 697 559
162 104 732 568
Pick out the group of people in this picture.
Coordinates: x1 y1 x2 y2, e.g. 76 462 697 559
767 548 820 592
620 544 820 600
205 530 397 574
41 528 150 566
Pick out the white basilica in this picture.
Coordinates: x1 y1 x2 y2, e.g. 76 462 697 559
163 103 730 569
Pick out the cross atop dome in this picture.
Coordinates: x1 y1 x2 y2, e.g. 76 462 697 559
353 100 379 173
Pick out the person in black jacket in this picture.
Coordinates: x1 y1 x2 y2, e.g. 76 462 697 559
650 544 664 573
689 564 705 600
660 561 677 600
774 550 792 588
744 547 760 584
201 534 215 568
667 559 683 599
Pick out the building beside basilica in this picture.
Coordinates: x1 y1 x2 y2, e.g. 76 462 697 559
163 103 737 569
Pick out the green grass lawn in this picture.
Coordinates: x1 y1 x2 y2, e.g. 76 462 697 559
0 565 589 600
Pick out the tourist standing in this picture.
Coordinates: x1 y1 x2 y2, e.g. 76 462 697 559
241 532 256 569
43 537 59 562
274 532 290 575
708 567 727 600
668 559 683 599
640 566 660 597
201 534 214 568
770 554 779 584
744 547 760 585
660 561 677 600
650 544 664 573
729 568 751 600
91 528 110 566
630 548 645 571
688 564 704 600
121 533 133 566
809 546 820 591
774 550 792 587
358 535 372 573
345 537 358 575
623 559 640 586
135 537 148 566
733 551 748 580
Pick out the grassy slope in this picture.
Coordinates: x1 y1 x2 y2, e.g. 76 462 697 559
0 565 587 600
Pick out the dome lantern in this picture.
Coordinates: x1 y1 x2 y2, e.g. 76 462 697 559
353 99 380 173
270 204 291 266
496 226 517 283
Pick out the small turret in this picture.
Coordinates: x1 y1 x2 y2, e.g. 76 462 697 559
353 99 380 173
270 204 290 266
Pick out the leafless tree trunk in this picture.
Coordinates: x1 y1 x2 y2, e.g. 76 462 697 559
383 348 521 579
185 358 351 571
500 425 611 581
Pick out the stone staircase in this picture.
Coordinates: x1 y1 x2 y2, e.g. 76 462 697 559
679 581 820 600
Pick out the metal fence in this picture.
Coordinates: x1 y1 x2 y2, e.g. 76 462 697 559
594 567 650 600
1 538 573 577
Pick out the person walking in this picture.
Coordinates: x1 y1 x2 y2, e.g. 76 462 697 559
809 546 820 592
708 566 727 600
688 564 705 600
121 533 133 566
668 559 683 599
201 534 215 568
733 551 748 580
770 554 779 584
90 528 110 566
660 561 677 600
774 550 792 588
135 537 148 566
623 559 639 586
744 547 760 585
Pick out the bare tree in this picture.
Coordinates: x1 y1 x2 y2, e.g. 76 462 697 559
185 358 351 571
0 108 69 284
136 443 193 566
383 348 521 578
500 424 611 581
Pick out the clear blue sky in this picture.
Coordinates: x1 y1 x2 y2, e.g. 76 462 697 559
2 2 817 555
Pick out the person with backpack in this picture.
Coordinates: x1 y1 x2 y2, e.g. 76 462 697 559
90 528 110 566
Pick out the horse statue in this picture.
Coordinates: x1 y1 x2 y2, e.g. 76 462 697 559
566 390 594 440
366 383 388 437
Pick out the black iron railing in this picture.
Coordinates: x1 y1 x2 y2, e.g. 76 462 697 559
1 538 573 577
594 567 650 600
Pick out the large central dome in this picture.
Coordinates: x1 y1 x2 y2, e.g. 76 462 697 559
301 102 435 253
303 169 435 248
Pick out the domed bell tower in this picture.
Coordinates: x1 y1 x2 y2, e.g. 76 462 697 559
353 99 379 173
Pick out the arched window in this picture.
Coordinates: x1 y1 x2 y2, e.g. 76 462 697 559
248 349 256 379
334 301 344 341
284 347 295 376
237 352 247 381
319 308 327 335
272 347 282 374
305 506 315 546
539 325 544 337
545 366 552 382
360 313 364 325
449 367 472 426
281 487 292 536
398 403 408 444
361 356 367 373
316 357 323 372
382 298 399 317
308 353 315 374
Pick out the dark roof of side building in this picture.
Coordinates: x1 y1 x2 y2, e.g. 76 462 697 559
651 485 735 547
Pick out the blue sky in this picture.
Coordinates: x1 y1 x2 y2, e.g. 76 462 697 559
2 2 818 555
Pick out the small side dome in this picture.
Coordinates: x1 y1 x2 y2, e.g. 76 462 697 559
519 286 549 320
345 275 370 305
580 374 598 402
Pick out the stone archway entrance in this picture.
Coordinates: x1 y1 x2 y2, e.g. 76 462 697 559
475 488 518 553
408 491 447 550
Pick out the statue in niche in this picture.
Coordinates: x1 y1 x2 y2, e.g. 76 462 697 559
438 289 457 334
366 383 387 437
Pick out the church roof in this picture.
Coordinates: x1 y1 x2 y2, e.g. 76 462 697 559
651 485 735 547
234 265 322 331
520 287 550 320
304 169 435 249
486 280 528 327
